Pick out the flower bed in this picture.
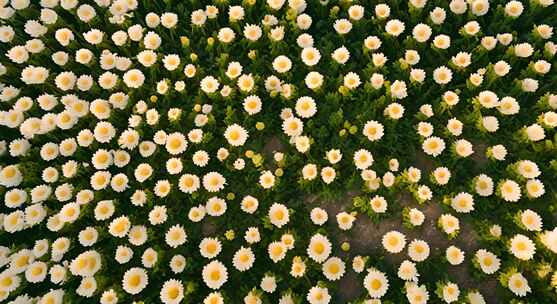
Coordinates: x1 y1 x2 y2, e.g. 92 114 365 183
0 0 557 303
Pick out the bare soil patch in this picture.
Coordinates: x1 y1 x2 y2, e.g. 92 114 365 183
306 190 499 303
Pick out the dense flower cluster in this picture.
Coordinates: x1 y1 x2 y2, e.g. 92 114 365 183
0 0 556 303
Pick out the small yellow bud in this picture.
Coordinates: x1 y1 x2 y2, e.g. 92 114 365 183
180 36 190 47
252 154 263 166
338 86 349 95
256 122 265 130
399 59 409 70
341 242 350 251
225 230 235 240
339 129 347 137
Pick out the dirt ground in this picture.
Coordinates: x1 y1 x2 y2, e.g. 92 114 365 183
311 190 499 303
269 137 499 303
